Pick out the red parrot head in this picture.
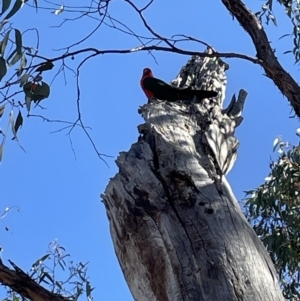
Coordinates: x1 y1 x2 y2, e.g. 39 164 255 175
142 68 153 77
140 68 155 100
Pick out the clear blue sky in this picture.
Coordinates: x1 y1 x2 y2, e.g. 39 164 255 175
0 0 298 300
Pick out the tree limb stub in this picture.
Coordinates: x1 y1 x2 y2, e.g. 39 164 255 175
221 0 300 117
0 259 69 301
102 53 284 300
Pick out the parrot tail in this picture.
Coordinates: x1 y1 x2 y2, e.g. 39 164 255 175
179 88 218 100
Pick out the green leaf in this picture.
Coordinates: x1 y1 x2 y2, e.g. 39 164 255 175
43 272 54 284
25 96 31 112
273 136 282 152
32 254 50 269
0 105 5 118
35 61 54 72
8 51 22 66
0 57 7 81
6 49 16 62
86 281 93 297
55 281 63 290
53 5 64 15
4 0 23 20
9 110 16 139
33 0 37 11
269 13 277 26
0 20 8 32
269 0 273 11
17 53 27 76
58 260 65 271
13 294 20 301
14 110 23 134
244 189 254 196
14 29 22 55
0 142 4 162
20 53 26 68
19 73 30 87
1 30 10 56
286 6 292 18
2 0 11 14
279 33 290 40
40 276 50 285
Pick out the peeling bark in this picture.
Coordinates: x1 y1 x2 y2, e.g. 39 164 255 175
102 53 284 301
221 0 300 117
0 259 68 301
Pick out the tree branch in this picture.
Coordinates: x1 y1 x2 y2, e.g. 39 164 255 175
221 0 300 117
26 45 260 69
0 259 68 301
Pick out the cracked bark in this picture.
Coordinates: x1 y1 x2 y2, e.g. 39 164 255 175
221 0 300 117
102 53 285 301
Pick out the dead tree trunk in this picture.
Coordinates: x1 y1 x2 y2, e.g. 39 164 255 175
102 54 284 301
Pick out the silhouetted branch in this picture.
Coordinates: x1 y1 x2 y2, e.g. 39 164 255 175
66 53 113 166
140 0 154 12
125 0 176 49
0 259 68 301
221 0 300 117
58 1 109 51
26 46 260 69
27 114 91 130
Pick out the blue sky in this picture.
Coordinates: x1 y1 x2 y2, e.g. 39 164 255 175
0 0 299 300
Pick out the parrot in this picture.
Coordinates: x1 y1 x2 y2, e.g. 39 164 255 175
140 68 218 102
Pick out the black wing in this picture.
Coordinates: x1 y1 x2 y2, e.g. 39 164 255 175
143 77 179 101
178 87 218 101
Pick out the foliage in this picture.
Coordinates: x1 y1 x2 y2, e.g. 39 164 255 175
245 133 300 300
0 0 300 299
2 240 94 301
0 0 51 161
257 0 300 62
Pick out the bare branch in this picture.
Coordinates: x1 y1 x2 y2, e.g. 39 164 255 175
140 0 154 12
27 114 91 130
171 34 213 50
105 13 158 63
125 0 177 49
69 53 113 166
221 0 300 117
26 46 260 69
56 1 109 51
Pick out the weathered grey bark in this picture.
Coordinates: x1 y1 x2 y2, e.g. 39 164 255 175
102 54 284 301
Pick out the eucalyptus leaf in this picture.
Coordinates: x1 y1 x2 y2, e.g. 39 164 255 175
273 136 282 152
9 110 16 139
25 96 31 112
15 29 22 55
0 57 7 81
0 20 8 32
19 73 30 87
4 0 23 20
8 51 22 67
2 0 11 14
33 0 37 11
1 30 10 56
0 105 4 118
0 142 4 162
14 110 23 134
